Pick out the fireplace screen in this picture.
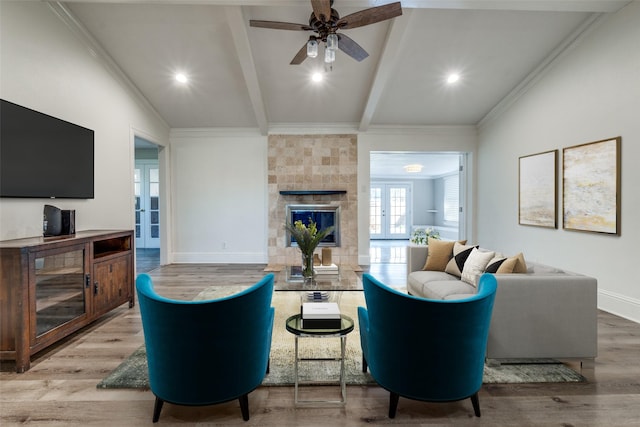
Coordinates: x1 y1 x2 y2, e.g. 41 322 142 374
286 204 340 247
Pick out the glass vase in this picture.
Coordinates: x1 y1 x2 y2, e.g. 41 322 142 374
301 252 315 280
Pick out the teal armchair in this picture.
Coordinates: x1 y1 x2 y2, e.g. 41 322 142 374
358 273 497 418
136 273 275 422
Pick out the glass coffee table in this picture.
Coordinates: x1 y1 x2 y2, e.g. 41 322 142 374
285 313 355 406
276 264 362 291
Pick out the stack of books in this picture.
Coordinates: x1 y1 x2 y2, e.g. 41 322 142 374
314 263 339 275
301 302 341 329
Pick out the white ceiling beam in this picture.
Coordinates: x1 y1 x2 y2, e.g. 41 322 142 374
358 9 412 132
40 1 631 13
225 6 269 135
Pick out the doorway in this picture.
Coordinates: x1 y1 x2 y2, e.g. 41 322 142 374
134 137 160 272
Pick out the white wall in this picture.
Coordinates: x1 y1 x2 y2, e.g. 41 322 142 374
169 129 268 263
477 2 640 322
0 2 169 240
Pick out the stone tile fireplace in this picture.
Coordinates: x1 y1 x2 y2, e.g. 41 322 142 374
267 134 358 267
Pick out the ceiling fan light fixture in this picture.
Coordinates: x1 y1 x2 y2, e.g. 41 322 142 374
307 38 318 58
327 33 338 51
324 47 335 63
404 164 423 173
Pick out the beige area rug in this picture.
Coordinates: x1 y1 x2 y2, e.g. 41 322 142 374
97 287 586 389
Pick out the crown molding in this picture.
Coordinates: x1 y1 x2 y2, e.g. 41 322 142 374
170 127 264 140
47 2 169 132
478 12 606 130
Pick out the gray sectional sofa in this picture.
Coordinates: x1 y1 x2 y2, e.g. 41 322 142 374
407 244 598 364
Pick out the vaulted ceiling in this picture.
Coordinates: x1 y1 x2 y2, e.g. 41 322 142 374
57 0 629 136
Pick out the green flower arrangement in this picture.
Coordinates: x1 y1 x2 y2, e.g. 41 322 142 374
285 219 334 278
410 227 441 245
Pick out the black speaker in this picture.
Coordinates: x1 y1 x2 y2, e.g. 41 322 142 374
43 204 62 236
61 210 75 235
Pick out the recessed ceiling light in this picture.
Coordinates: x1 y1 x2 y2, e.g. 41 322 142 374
312 72 323 83
175 73 188 84
446 73 460 84
404 164 423 173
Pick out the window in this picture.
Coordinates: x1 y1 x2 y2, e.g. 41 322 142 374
443 174 459 223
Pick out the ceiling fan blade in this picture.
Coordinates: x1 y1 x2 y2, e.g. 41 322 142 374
250 20 312 31
337 34 369 62
336 2 402 30
311 0 332 23
290 43 308 65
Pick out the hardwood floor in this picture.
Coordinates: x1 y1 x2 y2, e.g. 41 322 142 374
2 260 640 426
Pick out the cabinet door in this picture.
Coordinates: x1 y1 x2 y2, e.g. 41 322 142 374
92 256 132 317
30 244 91 345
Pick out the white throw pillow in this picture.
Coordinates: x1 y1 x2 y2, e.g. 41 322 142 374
461 248 495 287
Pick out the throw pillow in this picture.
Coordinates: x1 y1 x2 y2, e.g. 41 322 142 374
444 241 477 278
485 254 507 273
461 248 496 286
496 252 527 274
422 238 455 271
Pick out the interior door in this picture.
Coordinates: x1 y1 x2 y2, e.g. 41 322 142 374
370 183 411 239
134 162 160 249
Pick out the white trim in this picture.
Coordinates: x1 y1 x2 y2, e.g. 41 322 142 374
170 127 264 139
599 289 640 324
47 2 169 131
478 12 606 129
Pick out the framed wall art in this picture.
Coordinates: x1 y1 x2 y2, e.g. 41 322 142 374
563 137 621 235
519 150 557 228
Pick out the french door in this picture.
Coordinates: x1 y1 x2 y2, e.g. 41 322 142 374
370 183 411 239
134 161 160 249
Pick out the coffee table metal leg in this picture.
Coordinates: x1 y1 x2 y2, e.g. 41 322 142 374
294 335 300 405
293 335 347 406
340 335 347 403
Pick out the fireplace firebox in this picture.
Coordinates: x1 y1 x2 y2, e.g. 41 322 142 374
286 204 340 247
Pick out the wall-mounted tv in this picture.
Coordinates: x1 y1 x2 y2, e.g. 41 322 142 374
0 99 94 199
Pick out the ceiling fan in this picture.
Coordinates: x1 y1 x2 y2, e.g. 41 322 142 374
250 0 402 65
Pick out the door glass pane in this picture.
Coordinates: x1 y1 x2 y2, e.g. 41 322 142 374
35 250 85 336
389 187 407 234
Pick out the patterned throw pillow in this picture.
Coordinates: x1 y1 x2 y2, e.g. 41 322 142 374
445 241 477 278
485 254 507 273
461 248 496 286
496 252 527 274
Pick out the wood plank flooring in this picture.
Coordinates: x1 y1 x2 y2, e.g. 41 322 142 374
2 263 640 426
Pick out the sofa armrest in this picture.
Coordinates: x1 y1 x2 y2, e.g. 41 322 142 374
487 273 598 360
407 245 429 276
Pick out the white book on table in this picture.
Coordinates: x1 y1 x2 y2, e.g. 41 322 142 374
302 302 341 319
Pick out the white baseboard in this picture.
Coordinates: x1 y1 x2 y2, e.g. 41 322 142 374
598 289 640 324
171 252 267 264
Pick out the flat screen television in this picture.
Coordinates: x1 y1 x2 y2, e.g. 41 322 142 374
0 99 94 198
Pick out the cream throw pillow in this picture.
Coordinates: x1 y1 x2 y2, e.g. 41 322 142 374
461 248 495 286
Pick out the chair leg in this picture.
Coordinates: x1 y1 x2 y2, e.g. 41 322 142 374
266 357 270 374
362 355 368 373
152 396 164 423
388 392 400 418
239 393 250 421
470 392 481 417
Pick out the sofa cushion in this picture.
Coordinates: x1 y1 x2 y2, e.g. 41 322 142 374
496 252 527 273
461 248 495 286
419 279 476 300
407 271 458 296
422 238 455 271
445 242 477 277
